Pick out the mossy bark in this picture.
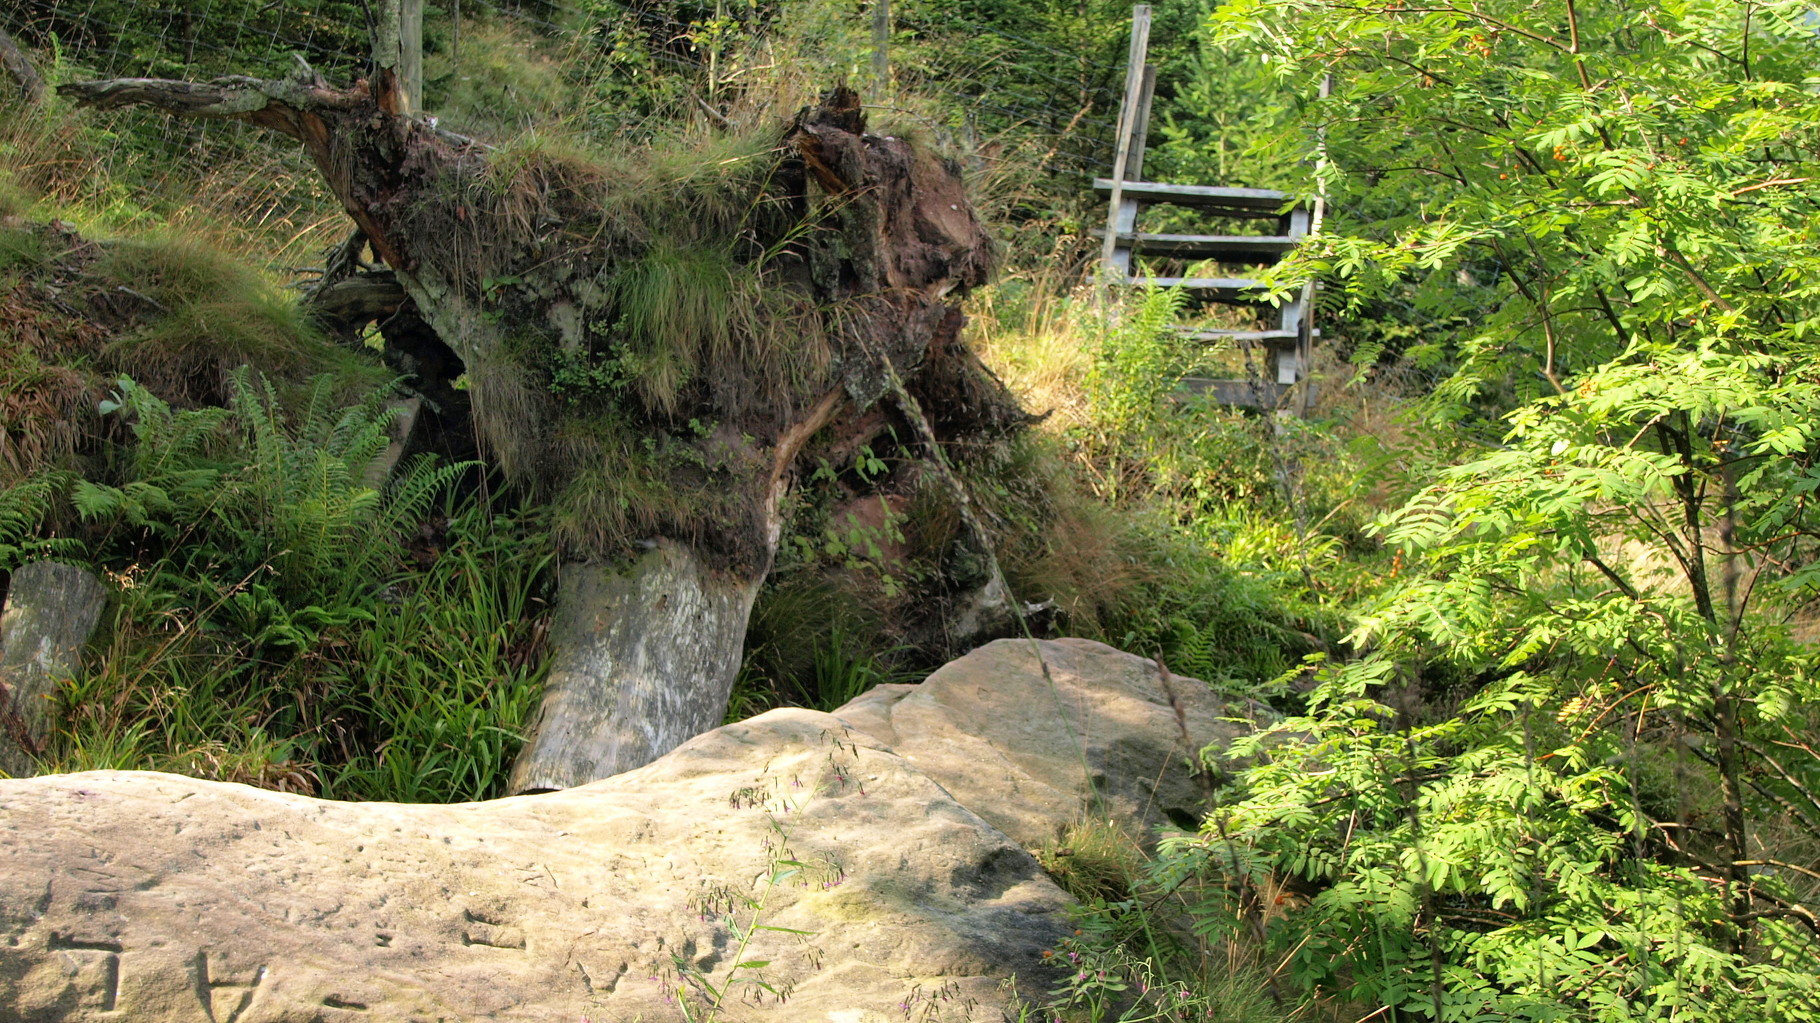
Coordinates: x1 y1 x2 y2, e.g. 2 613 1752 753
0 28 44 105
59 77 1022 789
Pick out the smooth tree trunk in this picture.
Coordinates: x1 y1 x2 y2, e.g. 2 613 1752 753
509 545 764 791
0 562 108 777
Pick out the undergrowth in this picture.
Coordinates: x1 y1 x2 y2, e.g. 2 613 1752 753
969 280 1366 699
3 371 553 802
963 273 1396 1021
9 5 1814 1022
0 16 1387 1014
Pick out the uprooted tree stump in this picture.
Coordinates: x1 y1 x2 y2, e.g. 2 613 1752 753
60 68 1029 791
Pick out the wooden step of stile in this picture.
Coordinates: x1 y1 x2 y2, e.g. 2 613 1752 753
1093 178 1293 215
1132 276 1267 300
1095 231 1297 262
1177 377 1289 409
1169 327 1305 345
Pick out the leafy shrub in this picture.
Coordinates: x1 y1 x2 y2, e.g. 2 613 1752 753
1138 1 1820 1016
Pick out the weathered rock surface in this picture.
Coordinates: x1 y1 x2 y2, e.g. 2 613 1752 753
0 638 1256 1021
834 638 1263 851
0 561 109 779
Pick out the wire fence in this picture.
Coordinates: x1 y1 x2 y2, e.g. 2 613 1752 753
1 0 1128 179
2 1 369 80
0 0 1165 295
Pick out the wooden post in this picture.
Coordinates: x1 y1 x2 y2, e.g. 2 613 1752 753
1294 72 1333 417
1108 65 1157 276
872 0 890 97
1100 5 1152 274
1126 66 1156 181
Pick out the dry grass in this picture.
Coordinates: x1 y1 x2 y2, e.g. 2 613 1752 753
0 92 345 280
0 352 92 485
968 287 1095 432
0 78 375 413
425 18 578 141
1037 817 1150 903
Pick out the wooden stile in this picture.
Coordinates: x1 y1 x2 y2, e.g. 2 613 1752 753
1097 5 1318 412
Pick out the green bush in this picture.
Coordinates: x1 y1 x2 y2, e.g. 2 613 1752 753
1136 1 1820 1018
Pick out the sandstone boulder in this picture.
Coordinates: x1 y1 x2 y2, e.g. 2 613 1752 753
834 637 1264 851
0 638 1257 1021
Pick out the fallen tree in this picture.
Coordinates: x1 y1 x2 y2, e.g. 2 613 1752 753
60 65 1026 792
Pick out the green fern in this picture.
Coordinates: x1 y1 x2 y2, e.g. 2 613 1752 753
216 369 475 609
83 369 476 631
0 471 82 570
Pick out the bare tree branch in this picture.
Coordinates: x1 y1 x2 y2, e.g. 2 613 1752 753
58 69 362 140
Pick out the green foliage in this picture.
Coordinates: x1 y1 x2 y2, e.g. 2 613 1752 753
424 16 577 140
729 574 921 721
1219 0 1820 421
780 452 913 599
966 276 1351 701
0 176 32 220
0 224 50 273
25 2 1820 1017
803 625 914 712
1023 818 1300 1023
1086 513 1302 695
599 238 741 415
0 471 81 568
1144 36 1296 195
1038 819 1147 907
1080 286 1190 497
0 44 347 278
1133 3 1820 1019
1038 930 1292 1023
321 505 552 802
30 370 552 802
78 371 464 610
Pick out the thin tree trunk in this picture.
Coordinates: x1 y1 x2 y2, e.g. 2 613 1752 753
373 0 425 115
1666 414 1752 950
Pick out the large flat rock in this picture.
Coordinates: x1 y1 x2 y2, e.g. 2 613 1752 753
834 637 1261 851
0 638 1255 1021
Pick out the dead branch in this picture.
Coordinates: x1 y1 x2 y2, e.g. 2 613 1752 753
307 271 409 333
58 70 362 140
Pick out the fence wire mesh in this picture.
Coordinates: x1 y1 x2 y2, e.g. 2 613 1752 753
1 0 1128 177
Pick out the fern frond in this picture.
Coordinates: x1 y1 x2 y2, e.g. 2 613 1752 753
0 471 82 571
